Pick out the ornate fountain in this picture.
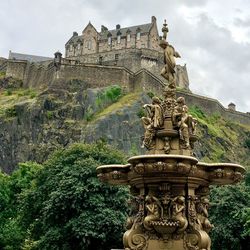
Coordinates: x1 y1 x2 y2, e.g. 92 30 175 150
96 20 246 250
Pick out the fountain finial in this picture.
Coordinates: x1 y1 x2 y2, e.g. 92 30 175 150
162 19 169 41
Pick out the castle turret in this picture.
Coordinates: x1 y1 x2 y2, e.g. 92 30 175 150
228 102 236 111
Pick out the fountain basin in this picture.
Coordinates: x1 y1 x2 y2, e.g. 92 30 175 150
97 156 245 187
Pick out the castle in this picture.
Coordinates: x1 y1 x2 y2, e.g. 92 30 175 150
64 16 189 90
3 17 250 125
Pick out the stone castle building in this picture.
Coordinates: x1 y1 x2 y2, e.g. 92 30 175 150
65 16 189 89
4 17 249 123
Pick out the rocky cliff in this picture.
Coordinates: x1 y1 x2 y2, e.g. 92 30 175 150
0 62 249 173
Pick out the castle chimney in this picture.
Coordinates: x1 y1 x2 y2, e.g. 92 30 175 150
228 102 236 111
73 31 78 36
116 24 121 30
151 16 157 23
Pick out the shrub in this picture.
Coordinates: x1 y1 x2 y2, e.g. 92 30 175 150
244 138 250 149
5 107 17 117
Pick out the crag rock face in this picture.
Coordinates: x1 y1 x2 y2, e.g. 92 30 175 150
0 77 249 173
0 75 147 173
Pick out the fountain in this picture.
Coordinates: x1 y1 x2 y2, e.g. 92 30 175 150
96 20 246 250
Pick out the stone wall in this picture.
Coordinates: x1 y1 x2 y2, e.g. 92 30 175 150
23 61 55 88
176 91 250 125
0 58 7 72
5 59 250 125
148 19 161 51
68 48 168 83
6 60 56 88
133 69 164 94
6 60 27 80
56 64 133 92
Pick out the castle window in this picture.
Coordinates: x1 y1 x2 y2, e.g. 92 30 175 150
88 40 92 50
115 54 119 61
136 32 141 40
127 33 131 42
117 35 121 44
77 43 81 50
99 56 103 64
70 44 73 51
108 37 112 45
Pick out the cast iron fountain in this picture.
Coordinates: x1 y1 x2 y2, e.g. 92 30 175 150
96 20 246 250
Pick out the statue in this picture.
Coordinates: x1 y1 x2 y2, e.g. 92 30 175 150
161 193 172 219
196 197 213 233
172 97 190 148
143 195 162 231
126 195 144 230
160 43 181 89
159 20 180 89
171 196 188 233
141 97 164 149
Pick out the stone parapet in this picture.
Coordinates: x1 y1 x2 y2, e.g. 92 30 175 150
5 59 250 126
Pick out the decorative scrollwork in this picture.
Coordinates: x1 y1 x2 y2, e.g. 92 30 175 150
214 168 224 178
231 171 243 182
131 234 147 250
134 163 145 174
152 161 167 171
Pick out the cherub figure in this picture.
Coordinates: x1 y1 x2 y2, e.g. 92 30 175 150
141 97 164 149
172 97 190 148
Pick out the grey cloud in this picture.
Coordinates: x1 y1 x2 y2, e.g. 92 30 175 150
182 0 208 7
165 12 250 111
0 0 249 112
234 17 250 27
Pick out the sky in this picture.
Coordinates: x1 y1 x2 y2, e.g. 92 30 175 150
0 0 250 112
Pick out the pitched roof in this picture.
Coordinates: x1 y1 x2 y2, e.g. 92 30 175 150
65 21 153 45
65 35 83 46
9 51 52 62
99 23 152 40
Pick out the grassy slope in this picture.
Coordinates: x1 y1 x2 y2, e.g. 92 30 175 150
189 105 250 168
0 82 249 170
0 89 37 117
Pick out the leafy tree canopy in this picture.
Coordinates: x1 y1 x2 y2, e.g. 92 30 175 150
210 176 250 250
19 142 129 250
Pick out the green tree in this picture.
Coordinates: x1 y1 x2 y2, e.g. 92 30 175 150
0 162 42 250
20 143 129 250
210 176 250 250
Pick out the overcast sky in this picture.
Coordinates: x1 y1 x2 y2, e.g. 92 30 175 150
0 0 250 112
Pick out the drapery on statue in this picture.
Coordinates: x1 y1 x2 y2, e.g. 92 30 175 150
141 96 164 149
160 20 181 89
161 43 181 88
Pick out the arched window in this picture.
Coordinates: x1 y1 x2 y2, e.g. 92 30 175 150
108 36 112 45
127 33 131 42
136 32 141 40
117 35 121 44
88 40 92 50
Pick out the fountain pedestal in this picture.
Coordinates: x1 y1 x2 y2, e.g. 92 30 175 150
97 20 245 250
